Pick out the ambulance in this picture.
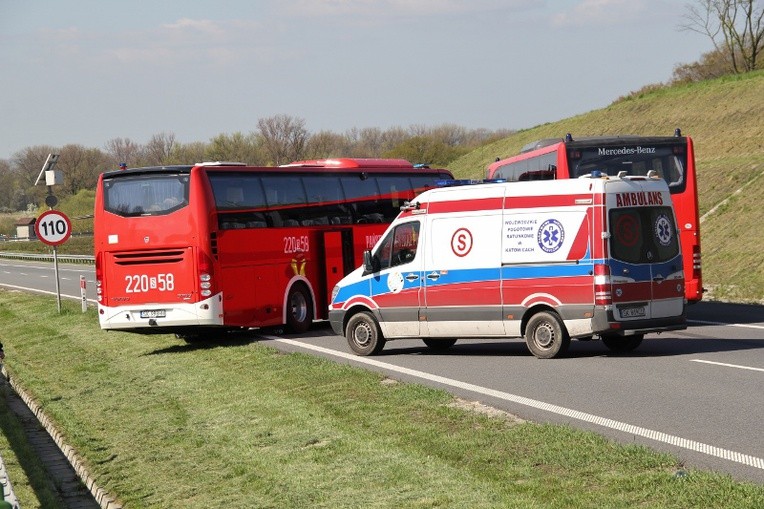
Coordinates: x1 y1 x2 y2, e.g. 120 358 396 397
328 172 687 359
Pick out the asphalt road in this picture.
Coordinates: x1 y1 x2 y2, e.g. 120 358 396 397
2 259 763 484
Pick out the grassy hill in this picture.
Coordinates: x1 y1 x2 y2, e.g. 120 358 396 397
448 71 764 304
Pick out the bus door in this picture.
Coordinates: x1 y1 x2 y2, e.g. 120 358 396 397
322 229 355 316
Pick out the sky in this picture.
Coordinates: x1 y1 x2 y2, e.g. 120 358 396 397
0 0 711 160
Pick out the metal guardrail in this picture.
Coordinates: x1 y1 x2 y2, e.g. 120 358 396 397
0 252 94 264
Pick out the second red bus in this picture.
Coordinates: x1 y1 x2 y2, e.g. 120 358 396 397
486 130 702 303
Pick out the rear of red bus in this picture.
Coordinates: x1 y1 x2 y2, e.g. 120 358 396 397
94 165 223 334
487 133 702 303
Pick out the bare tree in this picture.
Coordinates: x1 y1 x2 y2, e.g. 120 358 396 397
144 132 177 166
104 137 142 167
57 144 109 195
681 0 764 73
256 114 309 165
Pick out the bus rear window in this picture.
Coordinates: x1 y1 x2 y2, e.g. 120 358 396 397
568 145 686 191
609 206 679 264
103 174 189 217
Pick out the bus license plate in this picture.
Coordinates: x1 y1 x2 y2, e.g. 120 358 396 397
140 309 166 319
619 306 645 319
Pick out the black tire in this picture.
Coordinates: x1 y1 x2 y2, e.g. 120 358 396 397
602 334 644 353
422 338 457 350
286 283 313 333
524 311 570 359
346 311 386 356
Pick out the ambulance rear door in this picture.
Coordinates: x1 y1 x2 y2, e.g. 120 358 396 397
608 199 684 321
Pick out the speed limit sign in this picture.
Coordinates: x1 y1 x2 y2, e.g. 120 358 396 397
35 210 72 246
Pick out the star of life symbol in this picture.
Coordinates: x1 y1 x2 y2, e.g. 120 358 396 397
654 214 673 246
537 219 565 253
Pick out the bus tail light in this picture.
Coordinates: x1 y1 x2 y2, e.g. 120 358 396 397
692 245 702 276
95 253 103 302
198 253 215 297
594 264 612 306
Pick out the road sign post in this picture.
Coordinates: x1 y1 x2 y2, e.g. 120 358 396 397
35 210 72 313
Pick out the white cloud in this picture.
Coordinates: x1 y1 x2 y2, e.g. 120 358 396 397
551 0 647 27
285 0 530 18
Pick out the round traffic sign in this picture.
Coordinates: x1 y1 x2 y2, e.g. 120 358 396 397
35 210 72 246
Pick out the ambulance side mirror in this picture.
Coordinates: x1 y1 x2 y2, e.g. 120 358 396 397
363 250 379 274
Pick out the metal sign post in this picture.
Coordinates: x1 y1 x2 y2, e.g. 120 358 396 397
34 154 69 314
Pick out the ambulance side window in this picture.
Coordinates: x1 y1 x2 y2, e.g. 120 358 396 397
376 221 420 270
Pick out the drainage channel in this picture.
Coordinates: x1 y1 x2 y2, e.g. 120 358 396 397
0 369 110 509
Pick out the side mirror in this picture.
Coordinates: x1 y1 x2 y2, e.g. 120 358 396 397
363 250 379 274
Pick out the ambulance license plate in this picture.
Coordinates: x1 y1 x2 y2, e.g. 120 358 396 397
140 309 166 319
619 306 645 318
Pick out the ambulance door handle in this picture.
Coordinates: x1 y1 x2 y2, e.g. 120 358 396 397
426 272 440 281
653 274 665 283
405 273 419 282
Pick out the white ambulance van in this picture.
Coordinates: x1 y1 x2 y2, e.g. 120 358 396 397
328 172 686 359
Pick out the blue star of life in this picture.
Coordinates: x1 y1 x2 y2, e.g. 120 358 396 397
538 219 565 253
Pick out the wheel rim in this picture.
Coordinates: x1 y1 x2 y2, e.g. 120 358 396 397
353 322 373 347
290 291 308 323
533 323 555 349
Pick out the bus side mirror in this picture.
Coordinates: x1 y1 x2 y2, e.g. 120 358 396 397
363 250 379 274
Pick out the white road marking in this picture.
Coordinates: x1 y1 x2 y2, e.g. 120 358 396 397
689 319 764 331
272 336 764 472
691 359 764 373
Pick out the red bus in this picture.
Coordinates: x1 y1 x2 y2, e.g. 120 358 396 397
94 158 453 339
486 129 702 303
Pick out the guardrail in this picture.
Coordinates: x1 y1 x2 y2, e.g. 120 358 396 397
0 252 94 264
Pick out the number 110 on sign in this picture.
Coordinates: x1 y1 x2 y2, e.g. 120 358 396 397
35 210 72 246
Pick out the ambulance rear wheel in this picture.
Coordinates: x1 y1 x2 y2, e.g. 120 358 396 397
346 311 386 356
602 334 644 353
422 338 457 351
286 283 313 334
525 311 570 359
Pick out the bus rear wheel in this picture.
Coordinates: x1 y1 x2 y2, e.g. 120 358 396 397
346 311 386 356
602 334 644 353
286 283 313 333
524 311 570 359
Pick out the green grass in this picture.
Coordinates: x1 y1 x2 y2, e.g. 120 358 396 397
1 290 763 508
447 70 764 303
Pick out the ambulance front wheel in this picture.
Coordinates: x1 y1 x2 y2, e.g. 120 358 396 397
346 311 386 356
525 311 570 359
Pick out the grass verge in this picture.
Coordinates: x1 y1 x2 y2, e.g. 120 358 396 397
1 289 763 508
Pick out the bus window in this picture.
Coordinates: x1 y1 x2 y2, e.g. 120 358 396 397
104 174 188 217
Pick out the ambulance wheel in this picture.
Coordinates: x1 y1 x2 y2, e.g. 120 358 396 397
286 283 313 334
346 311 386 356
602 334 643 353
422 338 457 350
525 311 570 359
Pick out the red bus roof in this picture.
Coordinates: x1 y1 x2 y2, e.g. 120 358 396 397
281 158 416 169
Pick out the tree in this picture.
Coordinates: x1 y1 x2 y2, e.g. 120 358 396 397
105 137 142 168
204 132 265 164
144 132 177 166
57 144 109 196
681 0 764 73
256 114 309 165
